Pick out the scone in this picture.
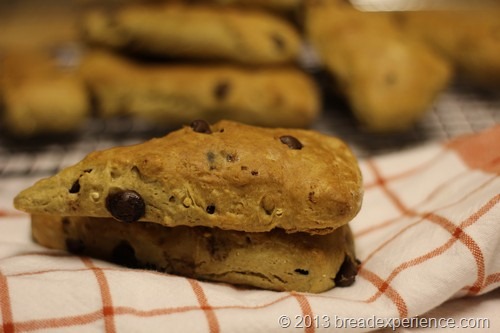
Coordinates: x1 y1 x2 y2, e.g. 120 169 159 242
81 3 302 65
0 48 89 137
394 9 500 87
31 214 358 293
305 1 452 132
166 0 303 12
79 51 320 128
15 120 363 234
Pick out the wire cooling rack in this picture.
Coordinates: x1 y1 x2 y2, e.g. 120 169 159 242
1 78 499 180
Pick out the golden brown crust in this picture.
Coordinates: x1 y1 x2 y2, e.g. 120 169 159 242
165 0 303 12
81 3 302 65
79 50 319 128
0 49 89 137
31 214 358 293
305 2 452 132
15 120 363 234
393 9 500 87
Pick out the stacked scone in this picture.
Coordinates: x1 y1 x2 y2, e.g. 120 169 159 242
78 1 320 129
14 120 363 293
304 0 452 132
0 48 90 137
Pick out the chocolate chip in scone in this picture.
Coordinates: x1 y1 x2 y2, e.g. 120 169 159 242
190 119 212 134
334 255 358 287
68 179 81 193
62 217 70 234
207 151 216 163
206 233 229 261
280 135 303 150
294 268 309 275
308 191 317 204
106 190 145 223
207 151 217 170
143 262 158 271
206 204 216 214
66 238 85 254
271 33 286 51
214 80 231 101
226 153 238 163
68 169 93 193
111 240 138 268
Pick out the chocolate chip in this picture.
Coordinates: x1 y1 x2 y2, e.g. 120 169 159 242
66 238 85 254
62 218 70 234
106 190 145 223
214 81 230 101
190 119 212 134
206 205 216 214
207 151 216 163
271 33 286 51
111 240 138 268
69 179 81 193
294 268 309 275
251 170 258 176
308 191 316 204
226 153 237 162
206 234 228 261
334 256 358 287
280 135 303 150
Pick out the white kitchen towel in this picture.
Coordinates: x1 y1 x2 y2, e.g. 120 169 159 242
0 125 498 332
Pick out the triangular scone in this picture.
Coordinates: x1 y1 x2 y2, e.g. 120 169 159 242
15 120 363 234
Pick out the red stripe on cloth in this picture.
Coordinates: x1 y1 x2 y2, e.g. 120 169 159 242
428 194 499 295
359 217 423 267
462 272 500 294
358 269 408 317
0 271 14 333
15 310 104 332
360 194 498 311
425 213 485 295
366 160 412 215
360 159 498 310
364 150 444 190
446 125 500 174
9 292 294 331
0 210 26 218
484 273 500 288
292 293 315 333
355 175 496 239
188 279 220 333
82 258 116 333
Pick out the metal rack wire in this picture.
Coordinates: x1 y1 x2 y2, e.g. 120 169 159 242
1 80 499 180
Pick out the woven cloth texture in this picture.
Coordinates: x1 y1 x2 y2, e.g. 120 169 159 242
0 125 499 332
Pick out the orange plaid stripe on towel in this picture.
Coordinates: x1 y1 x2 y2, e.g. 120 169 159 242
0 126 499 332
